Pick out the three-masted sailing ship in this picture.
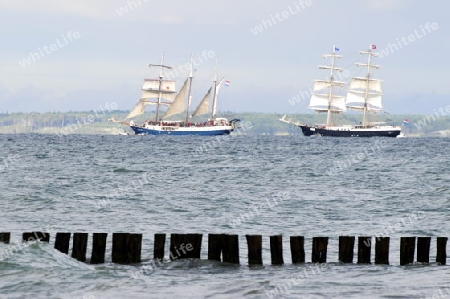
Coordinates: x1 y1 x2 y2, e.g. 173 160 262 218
112 54 239 135
280 45 402 137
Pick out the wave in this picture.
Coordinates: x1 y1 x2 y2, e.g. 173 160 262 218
113 168 144 173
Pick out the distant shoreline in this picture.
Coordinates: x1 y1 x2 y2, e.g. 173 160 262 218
0 111 448 136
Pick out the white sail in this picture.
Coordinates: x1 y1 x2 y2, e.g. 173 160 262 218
141 79 177 103
313 80 345 91
309 94 346 112
330 95 346 112
349 77 382 92
346 90 366 106
346 91 383 112
212 79 224 117
140 90 176 102
142 79 176 93
125 99 172 119
162 78 188 119
192 87 212 117
125 99 147 119
307 49 346 127
309 94 329 109
367 94 383 111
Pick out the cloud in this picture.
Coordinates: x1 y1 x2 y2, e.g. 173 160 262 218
0 0 107 19
0 0 253 24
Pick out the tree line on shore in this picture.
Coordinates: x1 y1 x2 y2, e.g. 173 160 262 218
0 111 448 136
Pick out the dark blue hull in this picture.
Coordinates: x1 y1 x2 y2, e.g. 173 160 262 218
130 126 232 136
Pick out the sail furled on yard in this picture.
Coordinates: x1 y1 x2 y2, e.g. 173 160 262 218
192 87 212 117
162 78 188 119
313 80 345 91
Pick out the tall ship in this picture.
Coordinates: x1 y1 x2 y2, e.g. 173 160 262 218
111 54 239 135
280 46 402 137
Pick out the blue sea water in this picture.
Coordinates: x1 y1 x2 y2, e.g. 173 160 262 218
0 134 449 299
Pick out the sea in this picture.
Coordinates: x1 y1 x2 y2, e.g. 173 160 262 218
0 133 449 299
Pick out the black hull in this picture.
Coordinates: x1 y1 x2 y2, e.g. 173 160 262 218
298 125 401 137
299 125 316 136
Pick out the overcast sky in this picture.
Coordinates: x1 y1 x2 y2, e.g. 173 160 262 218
0 0 448 115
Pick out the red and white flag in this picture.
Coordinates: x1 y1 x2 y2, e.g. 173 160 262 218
371 44 377 50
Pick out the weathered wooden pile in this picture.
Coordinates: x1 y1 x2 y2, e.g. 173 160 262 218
0 232 447 266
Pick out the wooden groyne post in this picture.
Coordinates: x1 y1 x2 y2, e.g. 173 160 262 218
54 232 71 254
112 233 142 264
417 237 431 264
0 232 11 244
0 233 447 267
246 235 263 265
207 234 221 261
169 233 202 260
206 233 241 264
22 232 49 243
357 236 371 264
290 236 305 264
436 237 448 265
375 237 390 265
91 233 108 264
339 236 355 263
400 237 416 266
72 233 88 262
221 234 239 264
312 237 328 263
185 233 202 259
270 235 284 265
153 233 166 260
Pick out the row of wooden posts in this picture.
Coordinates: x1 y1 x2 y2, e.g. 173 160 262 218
0 232 447 266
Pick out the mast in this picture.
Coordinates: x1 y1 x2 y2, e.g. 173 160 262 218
185 54 194 123
191 59 223 119
125 54 176 120
363 47 374 126
326 46 338 126
346 46 382 126
211 60 218 120
149 52 173 122
308 46 345 124
155 53 164 122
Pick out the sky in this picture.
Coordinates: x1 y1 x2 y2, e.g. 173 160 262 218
0 0 448 115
